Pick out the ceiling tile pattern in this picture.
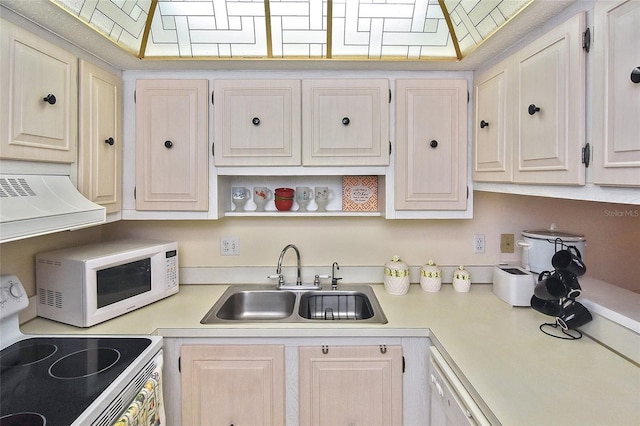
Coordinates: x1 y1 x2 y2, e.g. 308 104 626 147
50 0 533 61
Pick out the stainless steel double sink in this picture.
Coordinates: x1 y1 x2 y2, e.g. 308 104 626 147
201 284 387 324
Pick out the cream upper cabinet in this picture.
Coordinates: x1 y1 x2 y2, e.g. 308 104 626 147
302 79 389 166
395 79 468 211
299 345 403 426
592 0 640 186
135 79 209 211
213 79 301 166
0 19 77 163
513 12 587 185
473 58 513 182
181 345 285 426
78 60 122 214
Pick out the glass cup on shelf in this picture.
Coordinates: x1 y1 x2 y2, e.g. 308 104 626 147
231 187 250 212
253 187 272 212
295 186 314 212
314 186 331 212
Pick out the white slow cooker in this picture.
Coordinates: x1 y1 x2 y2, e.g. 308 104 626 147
516 227 586 274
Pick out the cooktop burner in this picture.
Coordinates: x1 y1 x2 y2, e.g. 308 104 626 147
0 337 151 425
0 412 46 426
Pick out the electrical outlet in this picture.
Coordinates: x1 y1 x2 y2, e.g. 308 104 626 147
501 234 515 253
474 234 485 253
220 237 240 256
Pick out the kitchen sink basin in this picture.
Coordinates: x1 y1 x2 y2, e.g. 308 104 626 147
201 285 387 324
298 291 375 320
201 288 296 322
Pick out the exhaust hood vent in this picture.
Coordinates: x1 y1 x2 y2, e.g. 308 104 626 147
0 174 106 243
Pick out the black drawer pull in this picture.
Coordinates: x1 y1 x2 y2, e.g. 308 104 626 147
43 94 56 105
104 137 115 146
528 104 541 115
631 67 640 84
164 140 173 148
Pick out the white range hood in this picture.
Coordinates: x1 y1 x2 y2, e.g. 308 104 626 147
0 174 106 243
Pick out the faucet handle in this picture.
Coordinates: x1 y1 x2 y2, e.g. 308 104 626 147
314 274 330 286
268 274 285 286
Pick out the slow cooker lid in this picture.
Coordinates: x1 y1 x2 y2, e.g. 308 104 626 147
522 229 585 241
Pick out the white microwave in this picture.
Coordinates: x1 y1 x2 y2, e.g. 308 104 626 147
36 239 179 327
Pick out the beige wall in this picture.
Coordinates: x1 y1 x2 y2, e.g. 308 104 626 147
1 191 638 296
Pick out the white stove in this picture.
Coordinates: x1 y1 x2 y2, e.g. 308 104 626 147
0 275 163 425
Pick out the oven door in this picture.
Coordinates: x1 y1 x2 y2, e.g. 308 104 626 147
90 350 164 426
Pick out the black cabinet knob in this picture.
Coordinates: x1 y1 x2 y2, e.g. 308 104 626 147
104 137 115 146
164 140 173 149
252 117 260 125
528 104 541 115
342 117 350 125
480 120 489 129
631 67 640 84
43 94 56 105
429 140 438 148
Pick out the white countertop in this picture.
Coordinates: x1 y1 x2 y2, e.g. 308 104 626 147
21 283 640 426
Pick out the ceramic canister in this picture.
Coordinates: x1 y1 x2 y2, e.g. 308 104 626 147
384 256 410 295
420 260 442 292
452 266 471 292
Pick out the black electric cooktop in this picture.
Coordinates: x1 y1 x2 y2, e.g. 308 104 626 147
0 337 151 426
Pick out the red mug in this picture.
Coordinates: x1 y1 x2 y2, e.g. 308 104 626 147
274 188 294 211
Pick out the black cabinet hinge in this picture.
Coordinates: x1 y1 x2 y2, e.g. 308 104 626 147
133 90 136 103
402 356 405 373
133 187 136 200
389 141 392 155
582 143 591 167
211 91 215 104
178 356 181 372
211 141 215 157
582 27 591 52
389 89 392 104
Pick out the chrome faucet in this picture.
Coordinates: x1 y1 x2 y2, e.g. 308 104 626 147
275 244 302 287
331 262 342 290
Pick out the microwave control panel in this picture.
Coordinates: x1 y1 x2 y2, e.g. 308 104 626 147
166 250 178 289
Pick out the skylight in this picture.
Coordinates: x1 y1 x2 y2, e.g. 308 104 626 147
50 0 533 61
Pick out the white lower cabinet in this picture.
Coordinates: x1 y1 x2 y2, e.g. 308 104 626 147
180 344 285 425
299 345 403 426
164 336 429 426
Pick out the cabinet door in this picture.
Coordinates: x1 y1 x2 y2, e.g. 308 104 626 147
299 345 402 426
135 79 208 211
214 79 301 166
302 79 389 166
592 0 640 186
78 60 122 214
473 58 513 182
513 12 586 185
395 79 468 211
0 19 77 163
181 345 285 426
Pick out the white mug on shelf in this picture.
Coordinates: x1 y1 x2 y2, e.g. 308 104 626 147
314 186 332 212
253 187 272 212
231 187 250 212
295 186 314 212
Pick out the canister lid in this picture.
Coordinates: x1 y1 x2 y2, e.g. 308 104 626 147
522 229 585 242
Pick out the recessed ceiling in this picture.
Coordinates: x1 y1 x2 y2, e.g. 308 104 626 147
48 0 532 61
0 0 577 70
